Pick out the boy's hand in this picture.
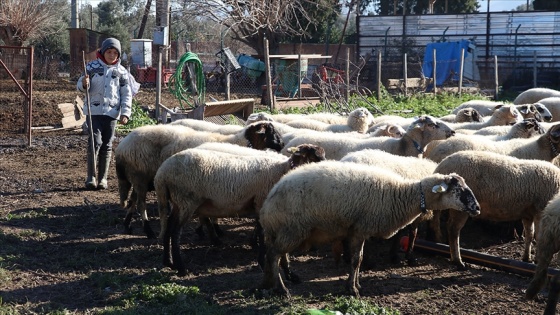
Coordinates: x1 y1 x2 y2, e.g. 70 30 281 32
120 116 129 125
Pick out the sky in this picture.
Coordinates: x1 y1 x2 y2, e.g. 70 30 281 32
480 0 529 12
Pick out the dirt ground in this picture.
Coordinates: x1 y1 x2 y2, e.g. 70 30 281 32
0 80 557 314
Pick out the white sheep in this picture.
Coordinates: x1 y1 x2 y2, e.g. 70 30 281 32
439 107 484 123
246 110 367 126
424 123 560 163
282 115 455 160
452 101 552 122
170 118 243 135
449 104 523 132
451 100 503 116
285 107 375 134
432 150 560 269
155 143 326 276
513 87 560 105
340 149 438 265
368 123 406 138
472 118 545 138
369 104 520 133
257 161 480 297
525 192 560 300
424 118 546 157
114 121 285 239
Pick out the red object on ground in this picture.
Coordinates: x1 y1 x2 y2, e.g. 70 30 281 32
400 235 409 252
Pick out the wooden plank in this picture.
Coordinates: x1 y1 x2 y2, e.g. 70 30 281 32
58 100 85 129
269 54 329 59
58 102 75 112
61 113 85 128
204 99 255 120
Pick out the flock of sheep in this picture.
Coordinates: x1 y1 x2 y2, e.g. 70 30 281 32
113 86 560 311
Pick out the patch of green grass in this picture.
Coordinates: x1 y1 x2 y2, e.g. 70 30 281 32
328 296 400 315
117 100 156 134
98 282 224 315
3 208 49 221
264 89 490 119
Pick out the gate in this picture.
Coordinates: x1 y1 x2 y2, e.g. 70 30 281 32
0 45 34 146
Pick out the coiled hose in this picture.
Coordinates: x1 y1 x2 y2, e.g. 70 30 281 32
168 51 206 109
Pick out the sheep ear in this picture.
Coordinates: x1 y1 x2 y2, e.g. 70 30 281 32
518 105 529 115
432 182 448 193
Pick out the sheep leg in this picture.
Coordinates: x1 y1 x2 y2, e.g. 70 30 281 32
162 206 178 269
526 244 557 300
544 274 560 315
259 247 290 298
117 174 132 209
346 238 365 297
122 189 137 235
136 185 157 239
405 223 419 266
446 210 470 270
169 211 187 276
389 229 405 264
521 218 534 262
200 216 223 246
280 254 301 284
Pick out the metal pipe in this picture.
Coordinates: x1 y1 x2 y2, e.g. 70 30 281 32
414 238 560 279
384 27 391 62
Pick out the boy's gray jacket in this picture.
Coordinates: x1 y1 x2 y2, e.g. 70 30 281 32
77 58 132 119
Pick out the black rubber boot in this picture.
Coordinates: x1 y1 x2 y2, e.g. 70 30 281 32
97 151 111 190
85 151 97 190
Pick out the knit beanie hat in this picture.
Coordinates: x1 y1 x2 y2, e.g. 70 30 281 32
100 38 121 57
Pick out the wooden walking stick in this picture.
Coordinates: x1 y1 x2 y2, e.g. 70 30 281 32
82 51 97 174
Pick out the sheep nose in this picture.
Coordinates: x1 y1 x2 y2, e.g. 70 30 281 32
447 130 456 137
468 205 481 217
545 116 553 122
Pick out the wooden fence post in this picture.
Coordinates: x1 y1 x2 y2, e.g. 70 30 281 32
459 48 465 96
264 38 274 111
377 50 382 101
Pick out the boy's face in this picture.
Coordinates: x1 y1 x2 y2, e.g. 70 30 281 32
103 48 119 64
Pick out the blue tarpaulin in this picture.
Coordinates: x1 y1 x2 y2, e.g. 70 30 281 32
422 40 471 86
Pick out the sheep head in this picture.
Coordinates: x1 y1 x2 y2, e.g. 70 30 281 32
517 104 543 122
547 123 560 157
245 121 284 152
533 102 553 122
456 108 483 123
407 115 455 150
287 144 326 169
520 118 545 136
425 173 481 217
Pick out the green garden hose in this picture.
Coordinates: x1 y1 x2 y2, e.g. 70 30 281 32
168 51 206 109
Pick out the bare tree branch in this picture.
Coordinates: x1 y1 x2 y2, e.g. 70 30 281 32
176 0 334 54
0 0 68 46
